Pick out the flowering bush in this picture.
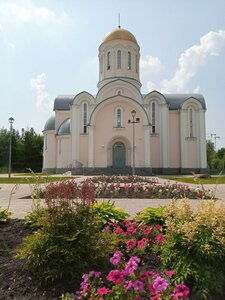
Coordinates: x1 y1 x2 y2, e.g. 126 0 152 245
159 199 225 299
64 250 189 300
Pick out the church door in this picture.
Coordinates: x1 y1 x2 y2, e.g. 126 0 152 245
113 142 125 168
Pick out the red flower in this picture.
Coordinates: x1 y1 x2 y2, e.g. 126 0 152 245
127 239 136 249
97 287 109 295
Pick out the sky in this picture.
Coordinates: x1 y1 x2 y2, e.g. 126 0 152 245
0 0 225 149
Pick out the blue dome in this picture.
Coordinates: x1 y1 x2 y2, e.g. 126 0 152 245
44 116 55 131
58 118 70 135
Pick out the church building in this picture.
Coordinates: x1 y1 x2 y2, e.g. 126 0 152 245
43 27 207 175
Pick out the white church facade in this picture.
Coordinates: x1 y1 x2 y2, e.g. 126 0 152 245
43 27 207 175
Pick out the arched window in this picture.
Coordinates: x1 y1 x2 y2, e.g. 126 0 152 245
83 102 88 133
135 55 138 73
115 107 123 127
117 50 121 69
188 107 195 137
128 51 131 70
151 102 156 134
100 55 103 73
107 51 111 70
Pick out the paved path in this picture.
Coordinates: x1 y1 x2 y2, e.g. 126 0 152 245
0 175 225 219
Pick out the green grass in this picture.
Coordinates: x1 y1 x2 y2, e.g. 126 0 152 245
162 176 225 184
0 177 73 184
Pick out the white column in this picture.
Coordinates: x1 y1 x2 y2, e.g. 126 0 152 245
198 110 207 168
180 109 187 169
88 125 94 167
144 125 151 167
160 104 168 168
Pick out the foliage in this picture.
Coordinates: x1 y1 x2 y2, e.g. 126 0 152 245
0 208 12 222
206 140 216 169
16 203 112 289
91 175 157 184
161 175 225 185
93 201 129 228
159 199 225 299
17 179 112 288
62 221 189 300
136 206 166 227
0 127 43 173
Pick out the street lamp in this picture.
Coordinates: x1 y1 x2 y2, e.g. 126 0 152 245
8 117 14 178
128 110 140 175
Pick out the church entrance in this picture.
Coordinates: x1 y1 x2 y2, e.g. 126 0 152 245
113 142 125 168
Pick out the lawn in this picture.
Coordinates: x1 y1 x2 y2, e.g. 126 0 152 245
0 176 73 184
161 175 225 184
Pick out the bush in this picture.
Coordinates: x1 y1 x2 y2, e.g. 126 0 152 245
135 206 166 227
0 208 12 222
16 203 112 289
93 201 129 228
159 199 225 299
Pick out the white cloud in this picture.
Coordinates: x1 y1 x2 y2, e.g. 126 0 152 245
0 3 68 26
160 30 225 93
146 81 157 92
30 73 53 110
0 24 2 31
140 55 163 74
8 42 15 49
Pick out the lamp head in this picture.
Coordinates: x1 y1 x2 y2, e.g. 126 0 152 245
131 110 136 118
8 117 14 124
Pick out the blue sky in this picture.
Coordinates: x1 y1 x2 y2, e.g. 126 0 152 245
0 0 225 149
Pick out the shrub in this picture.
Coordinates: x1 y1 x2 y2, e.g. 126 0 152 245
16 203 112 289
135 206 166 227
159 199 225 299
24 207 48 229
0 208 12 222
93 201 129 228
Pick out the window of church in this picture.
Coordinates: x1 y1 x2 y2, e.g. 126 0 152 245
188 107 195 138
107 51 111 70
44 134 47 150
100 55 103 73
135 55 138 73
151 102 156 134
83 102 88 134
117 50 121 69
115 107 123 128
128 51 131 70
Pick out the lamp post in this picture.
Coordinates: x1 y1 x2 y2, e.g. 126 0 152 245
8 117 14 178
128 110 140 175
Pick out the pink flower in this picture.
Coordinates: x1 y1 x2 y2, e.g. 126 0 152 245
124 280 133 292
156 234 166 243
173 284 190 298
110 251 123 265
125 220 131 227
150 295 161 300
125 256 140 274
97 287 109 295
137 238 148 248
114 227 124 233
106 270 125 285
164 270 175 277
89 271 101 277
155 224 162 230
127 239 136 249
133 280 144 292
143 226 152 235
152 276 169 292
139 271 152 281
127 226 137 233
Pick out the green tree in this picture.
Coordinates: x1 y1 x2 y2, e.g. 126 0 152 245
206 140 216 168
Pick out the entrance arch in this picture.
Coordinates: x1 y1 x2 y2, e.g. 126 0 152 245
113 142 125 168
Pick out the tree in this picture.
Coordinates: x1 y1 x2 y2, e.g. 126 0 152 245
206 140 216 168
0 127 43 173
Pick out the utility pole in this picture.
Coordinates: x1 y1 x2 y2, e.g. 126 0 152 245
211 133 220 150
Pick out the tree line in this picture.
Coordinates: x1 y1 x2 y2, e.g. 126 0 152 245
0 127 43 173
207 140 225 172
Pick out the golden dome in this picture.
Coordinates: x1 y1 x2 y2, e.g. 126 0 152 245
102 27 138 44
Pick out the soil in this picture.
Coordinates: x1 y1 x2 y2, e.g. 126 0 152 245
0 219 63 300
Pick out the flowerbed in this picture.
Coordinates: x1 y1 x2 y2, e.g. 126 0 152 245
89 175 213 199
